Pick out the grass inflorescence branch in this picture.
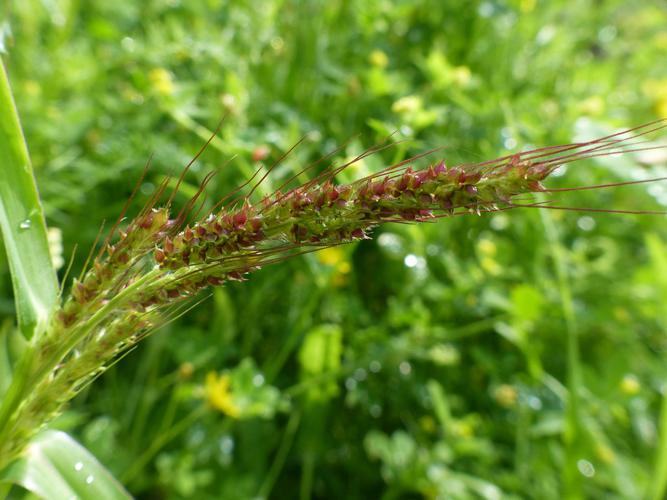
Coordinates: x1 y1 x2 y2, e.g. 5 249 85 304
0 121 665 468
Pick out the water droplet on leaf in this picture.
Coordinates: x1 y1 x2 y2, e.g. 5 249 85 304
577 459 595 478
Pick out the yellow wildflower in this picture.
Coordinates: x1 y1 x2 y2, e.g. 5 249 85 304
392 95 422 114
148 68 175 96
493 384 518 408
317 246 345 266
595 444 616 464
642 79 667 119
317 247 351 286
369 49 389 68
579 95 605 116
451 66 472 87
620 374 640 396
478 238 497 257
657 95 667 120
205 371 241 418
452 420 474 438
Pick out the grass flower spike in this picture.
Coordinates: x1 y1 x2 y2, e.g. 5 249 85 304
0 120 665 470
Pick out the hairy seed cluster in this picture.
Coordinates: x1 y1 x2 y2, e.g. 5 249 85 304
153 159 552 278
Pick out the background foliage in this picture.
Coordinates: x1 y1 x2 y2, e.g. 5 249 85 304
2 0 667 498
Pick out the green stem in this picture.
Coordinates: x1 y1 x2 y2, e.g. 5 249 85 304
540 207 583 499
258 410 301 499
652 389 667 500
121 404 208 484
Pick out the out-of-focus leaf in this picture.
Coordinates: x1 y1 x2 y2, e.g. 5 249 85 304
646 234 667 500
298 324 342 400
0 430 131 499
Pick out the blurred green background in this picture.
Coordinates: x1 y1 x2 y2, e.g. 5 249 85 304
2 0 667 498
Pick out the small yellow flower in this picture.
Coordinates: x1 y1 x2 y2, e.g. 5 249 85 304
452 420 474 438
657 95 667 120
369 49 389 68
148 68 175 96
493 384 518 408
620 374 641 396
478 239 501 274
205 372 241 418
317 247 345 266
595 444 616 464
451 66 472 87
392 95 422 114
642 79 667 119
579 95 605 116
478 238 497 257
317 247 351 286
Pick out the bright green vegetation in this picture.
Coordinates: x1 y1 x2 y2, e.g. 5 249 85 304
1 0 667 498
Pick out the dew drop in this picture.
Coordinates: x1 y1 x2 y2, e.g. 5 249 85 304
19 219 31 230
577 459 595 478
490 214 509 231
404 254 418 268
504 137 517 150
74 461 83 471
577 216 596 232
120 36 135 52
219 435 234 455
85 475 94 485
378 232 403 256
526 395 543 410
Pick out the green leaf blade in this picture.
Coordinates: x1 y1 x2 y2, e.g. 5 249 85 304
0 60 58 338
1 430 132 499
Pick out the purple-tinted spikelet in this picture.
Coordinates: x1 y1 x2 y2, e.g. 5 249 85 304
150 152 553 289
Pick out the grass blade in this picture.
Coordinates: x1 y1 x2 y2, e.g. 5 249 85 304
0 59 58 339
0 430 131 499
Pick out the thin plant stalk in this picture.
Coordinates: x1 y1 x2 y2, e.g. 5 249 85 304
540 204 583 499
